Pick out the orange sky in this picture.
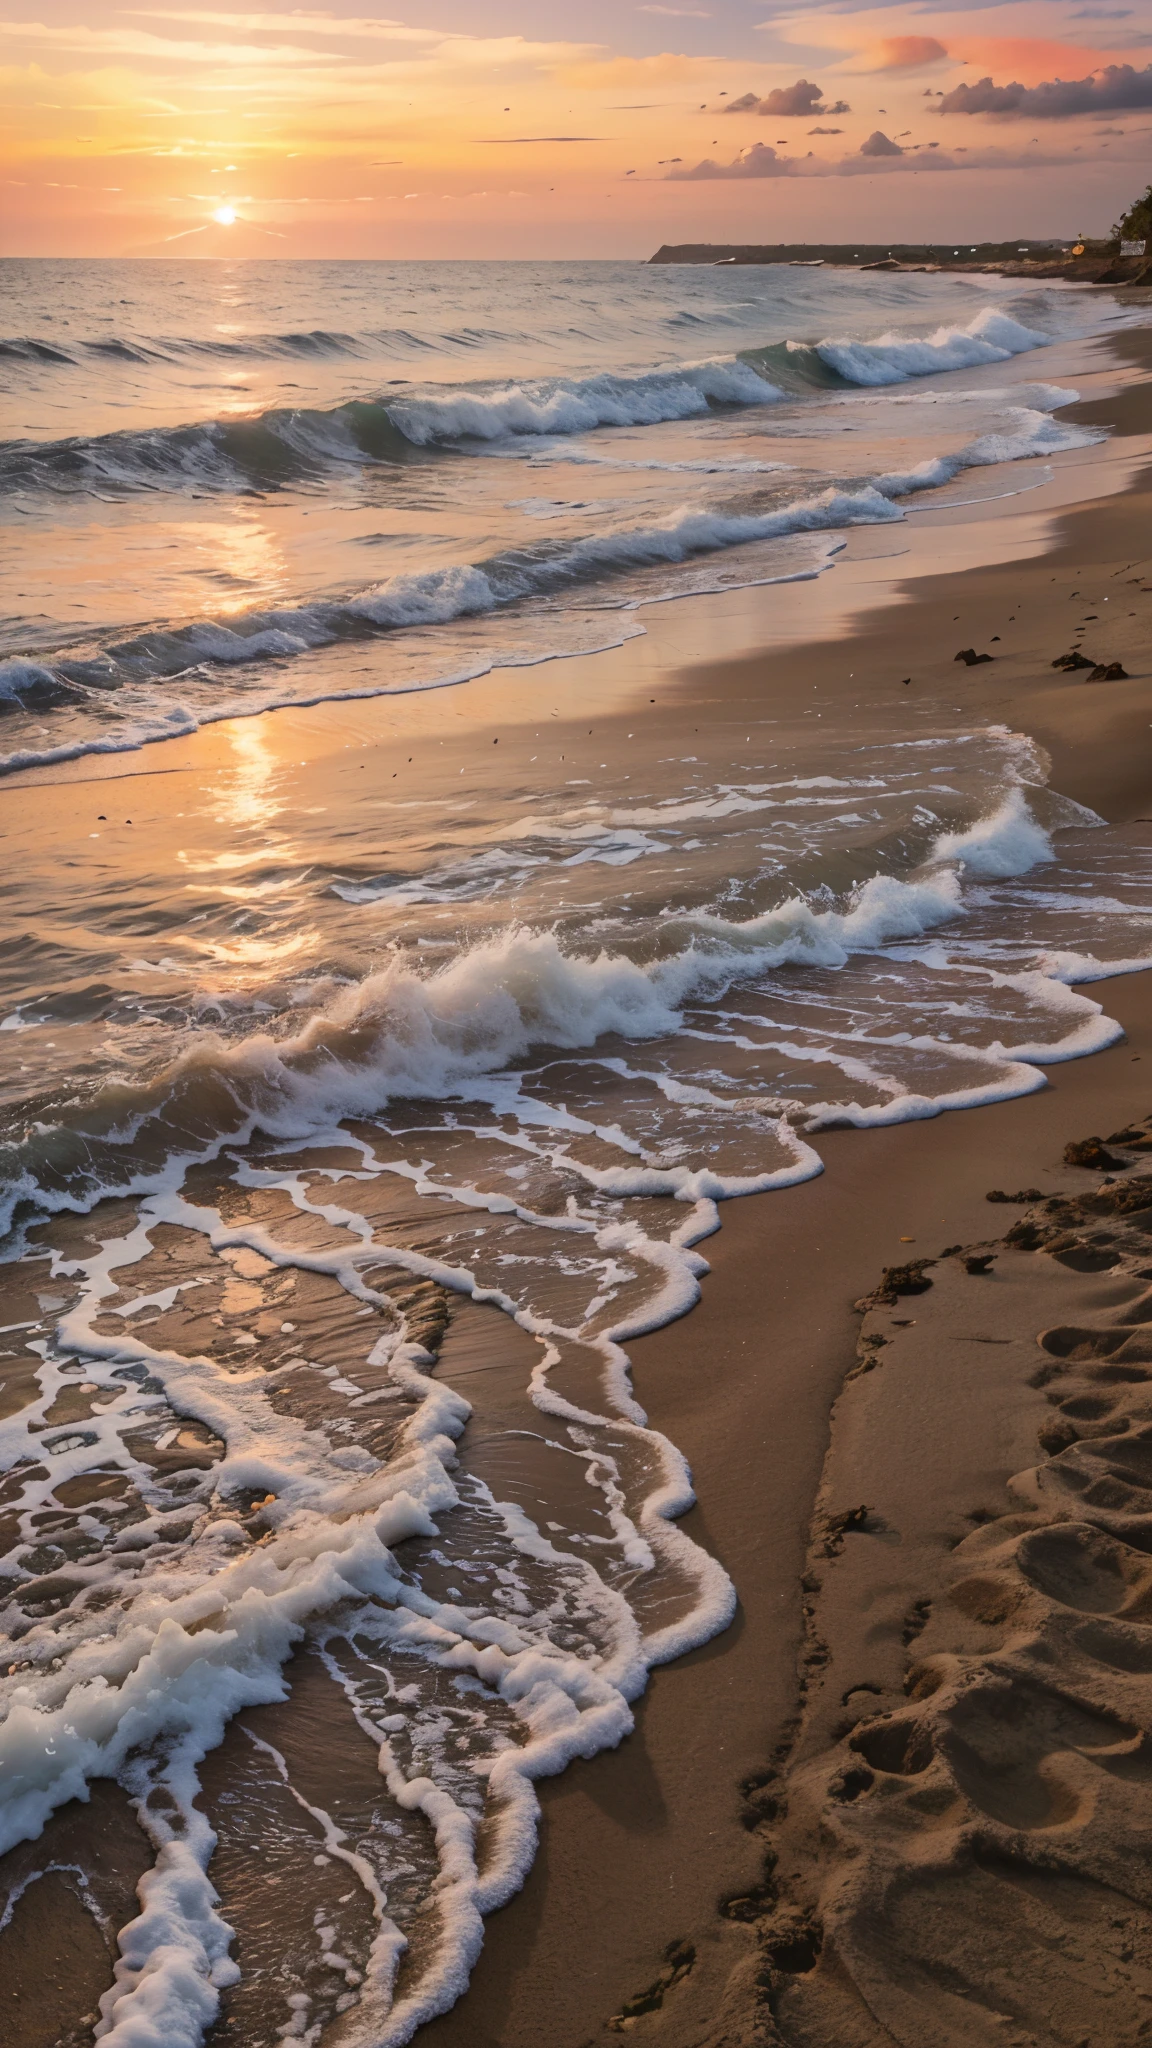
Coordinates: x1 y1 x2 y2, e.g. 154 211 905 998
2 0 1151 255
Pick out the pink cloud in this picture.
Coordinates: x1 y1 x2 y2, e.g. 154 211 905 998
865 37 948 72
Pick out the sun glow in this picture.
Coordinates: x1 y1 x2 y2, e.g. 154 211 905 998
4 2 1149 258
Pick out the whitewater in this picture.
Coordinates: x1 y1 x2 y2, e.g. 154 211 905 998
3 254 1152 2047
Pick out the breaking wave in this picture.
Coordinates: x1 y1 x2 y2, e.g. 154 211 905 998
0 306 1059 500
0 780 1120 1236
813 307 1051 386
0 356 780 497
0 405 1100 714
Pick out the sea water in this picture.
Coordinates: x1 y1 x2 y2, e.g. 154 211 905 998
1 256 1152 2046
2 256 1137 768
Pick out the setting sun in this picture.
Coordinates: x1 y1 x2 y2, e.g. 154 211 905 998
212 206 236 227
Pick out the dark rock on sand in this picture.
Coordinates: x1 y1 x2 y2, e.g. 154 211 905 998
1109 1125 1152 1150
1064 1135 1125 1169
855 1259 935 1308
1090 660 1130 680
954 648 994 666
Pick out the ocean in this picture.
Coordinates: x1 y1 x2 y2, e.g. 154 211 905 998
2 257 1152 2046
3 255 1137 771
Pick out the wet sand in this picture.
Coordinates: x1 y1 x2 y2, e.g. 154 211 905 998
418 973 1152 2048
4 324 1152 2047
417 329 1152 2045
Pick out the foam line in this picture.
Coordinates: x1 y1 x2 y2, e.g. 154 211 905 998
1 1117 751 2042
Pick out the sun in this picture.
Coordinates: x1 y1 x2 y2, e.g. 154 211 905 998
212 206 237 227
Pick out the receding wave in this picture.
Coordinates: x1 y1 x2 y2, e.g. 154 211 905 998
0 336 79 365
0 488 864 699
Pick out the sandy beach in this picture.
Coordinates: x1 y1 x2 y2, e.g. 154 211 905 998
429 971 1152 2048
4 313 1152 2048
415 327 1152 2048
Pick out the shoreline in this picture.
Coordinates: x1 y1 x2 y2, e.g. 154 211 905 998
4 324 1149 800
3 324 1152 2046
415 328 1152 2046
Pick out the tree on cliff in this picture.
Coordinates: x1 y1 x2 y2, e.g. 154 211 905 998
1113 182 1152 246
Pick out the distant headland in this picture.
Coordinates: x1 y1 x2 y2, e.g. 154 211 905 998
647 241 1151 284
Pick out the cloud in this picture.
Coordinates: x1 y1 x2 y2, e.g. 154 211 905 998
1069 7 1132 16
0 18 338 64
637 3 710 12
939 62 1152 117
722 79 850 116
671 141 790 176
122 7 439 39
562 52 712 84
866 36 948 71
761 78 826 115
118 6 434 38
666 137 1090 179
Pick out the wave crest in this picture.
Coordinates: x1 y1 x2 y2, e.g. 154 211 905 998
5 302 1059 504
0 788 1075 1229
816 307 1050 387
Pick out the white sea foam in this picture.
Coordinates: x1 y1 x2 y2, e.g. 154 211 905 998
348 564 498 629
0 785 1095 1236
386 356 782 445
0 657 61 698
3 755 1150 2045
0 1124 754 2043
930 785 1057 878
5 261 1149 2048
817 307 1051 387
874 407 1102 500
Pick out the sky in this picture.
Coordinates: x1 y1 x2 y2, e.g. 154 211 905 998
2 0 1151 256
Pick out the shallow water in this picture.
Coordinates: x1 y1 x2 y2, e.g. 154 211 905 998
2 258 1152 2048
